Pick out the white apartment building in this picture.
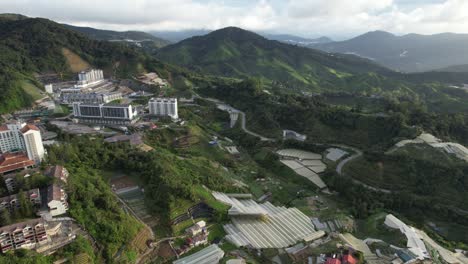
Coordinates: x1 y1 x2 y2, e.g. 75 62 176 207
0 122 45 163
149 98 178 119
78 69 104 83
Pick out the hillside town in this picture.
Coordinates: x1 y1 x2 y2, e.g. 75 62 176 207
0 66 466 264
1 4 468 263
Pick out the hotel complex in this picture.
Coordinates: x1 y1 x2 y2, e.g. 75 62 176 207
72 103 139 125
149 98 178 119
0 121 45 164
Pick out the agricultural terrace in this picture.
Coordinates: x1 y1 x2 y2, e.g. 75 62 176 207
277 149 328 189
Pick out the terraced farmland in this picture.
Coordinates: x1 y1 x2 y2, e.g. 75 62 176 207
118 189 159 229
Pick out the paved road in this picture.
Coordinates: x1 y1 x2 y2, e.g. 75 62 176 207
200 96 275 142
238 111 275 142
334 145 392 194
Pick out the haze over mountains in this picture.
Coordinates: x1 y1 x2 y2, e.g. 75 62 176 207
149 29 332 47
312 30 468 73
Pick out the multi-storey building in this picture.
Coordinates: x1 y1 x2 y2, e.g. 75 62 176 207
78 69 104 84
0 122 45 163
47 184 68 217
0 218 49 253
0 188 41 212
72 103 139 125
61 91 122 105
148 98 178 119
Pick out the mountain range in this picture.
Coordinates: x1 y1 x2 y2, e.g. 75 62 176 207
156 27 396 91
64 24 170 47
312 30 468 73
264 34 332 46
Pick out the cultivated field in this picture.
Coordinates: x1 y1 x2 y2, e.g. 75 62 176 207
277 149 327 189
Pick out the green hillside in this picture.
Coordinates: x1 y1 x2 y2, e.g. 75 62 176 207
435 64 468 73
157 27 399 91
158 27 468 113
0 17 174 113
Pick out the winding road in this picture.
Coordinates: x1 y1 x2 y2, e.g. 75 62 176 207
198 96 391 193
334 145 392 194
238 111 275 142
200 96 275 142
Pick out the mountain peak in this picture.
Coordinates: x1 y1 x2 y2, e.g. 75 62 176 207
0 13 29 21
207 27 265 41
357 30 396 40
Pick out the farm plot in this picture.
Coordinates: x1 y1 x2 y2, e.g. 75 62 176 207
119 189 159 229
277 149 328 189
111 175 159 229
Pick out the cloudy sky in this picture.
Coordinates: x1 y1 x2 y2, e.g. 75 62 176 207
1 0 468 39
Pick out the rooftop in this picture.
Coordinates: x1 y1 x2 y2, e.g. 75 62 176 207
173 244 224 264
47 184 65 202
0 218 45 234
0 152 35 174
19 124 40 134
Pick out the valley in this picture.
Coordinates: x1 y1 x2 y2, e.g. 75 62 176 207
0 12 467 264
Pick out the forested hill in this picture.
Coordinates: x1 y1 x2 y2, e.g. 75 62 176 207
0 17 171 113
157 27 397 91
64 24 171 47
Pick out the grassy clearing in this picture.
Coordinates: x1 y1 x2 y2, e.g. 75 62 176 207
62 48 91 73
169 198 195 219
208 223 226 241
21 80 45 101
172 219 196 235
192 186 230 213
354 212 406 247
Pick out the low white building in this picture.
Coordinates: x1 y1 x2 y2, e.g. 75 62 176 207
47 184 68 216
283 130 307 142
149 98 178 119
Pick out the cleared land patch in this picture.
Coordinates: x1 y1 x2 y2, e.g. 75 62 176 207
62 47 91 73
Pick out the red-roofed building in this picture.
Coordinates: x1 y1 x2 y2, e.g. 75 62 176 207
0 152 35 175
19 124 40 133
326 258 342 264
44 165 69 183
343 255 357 264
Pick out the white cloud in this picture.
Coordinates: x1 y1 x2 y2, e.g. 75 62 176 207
0 0 468 38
